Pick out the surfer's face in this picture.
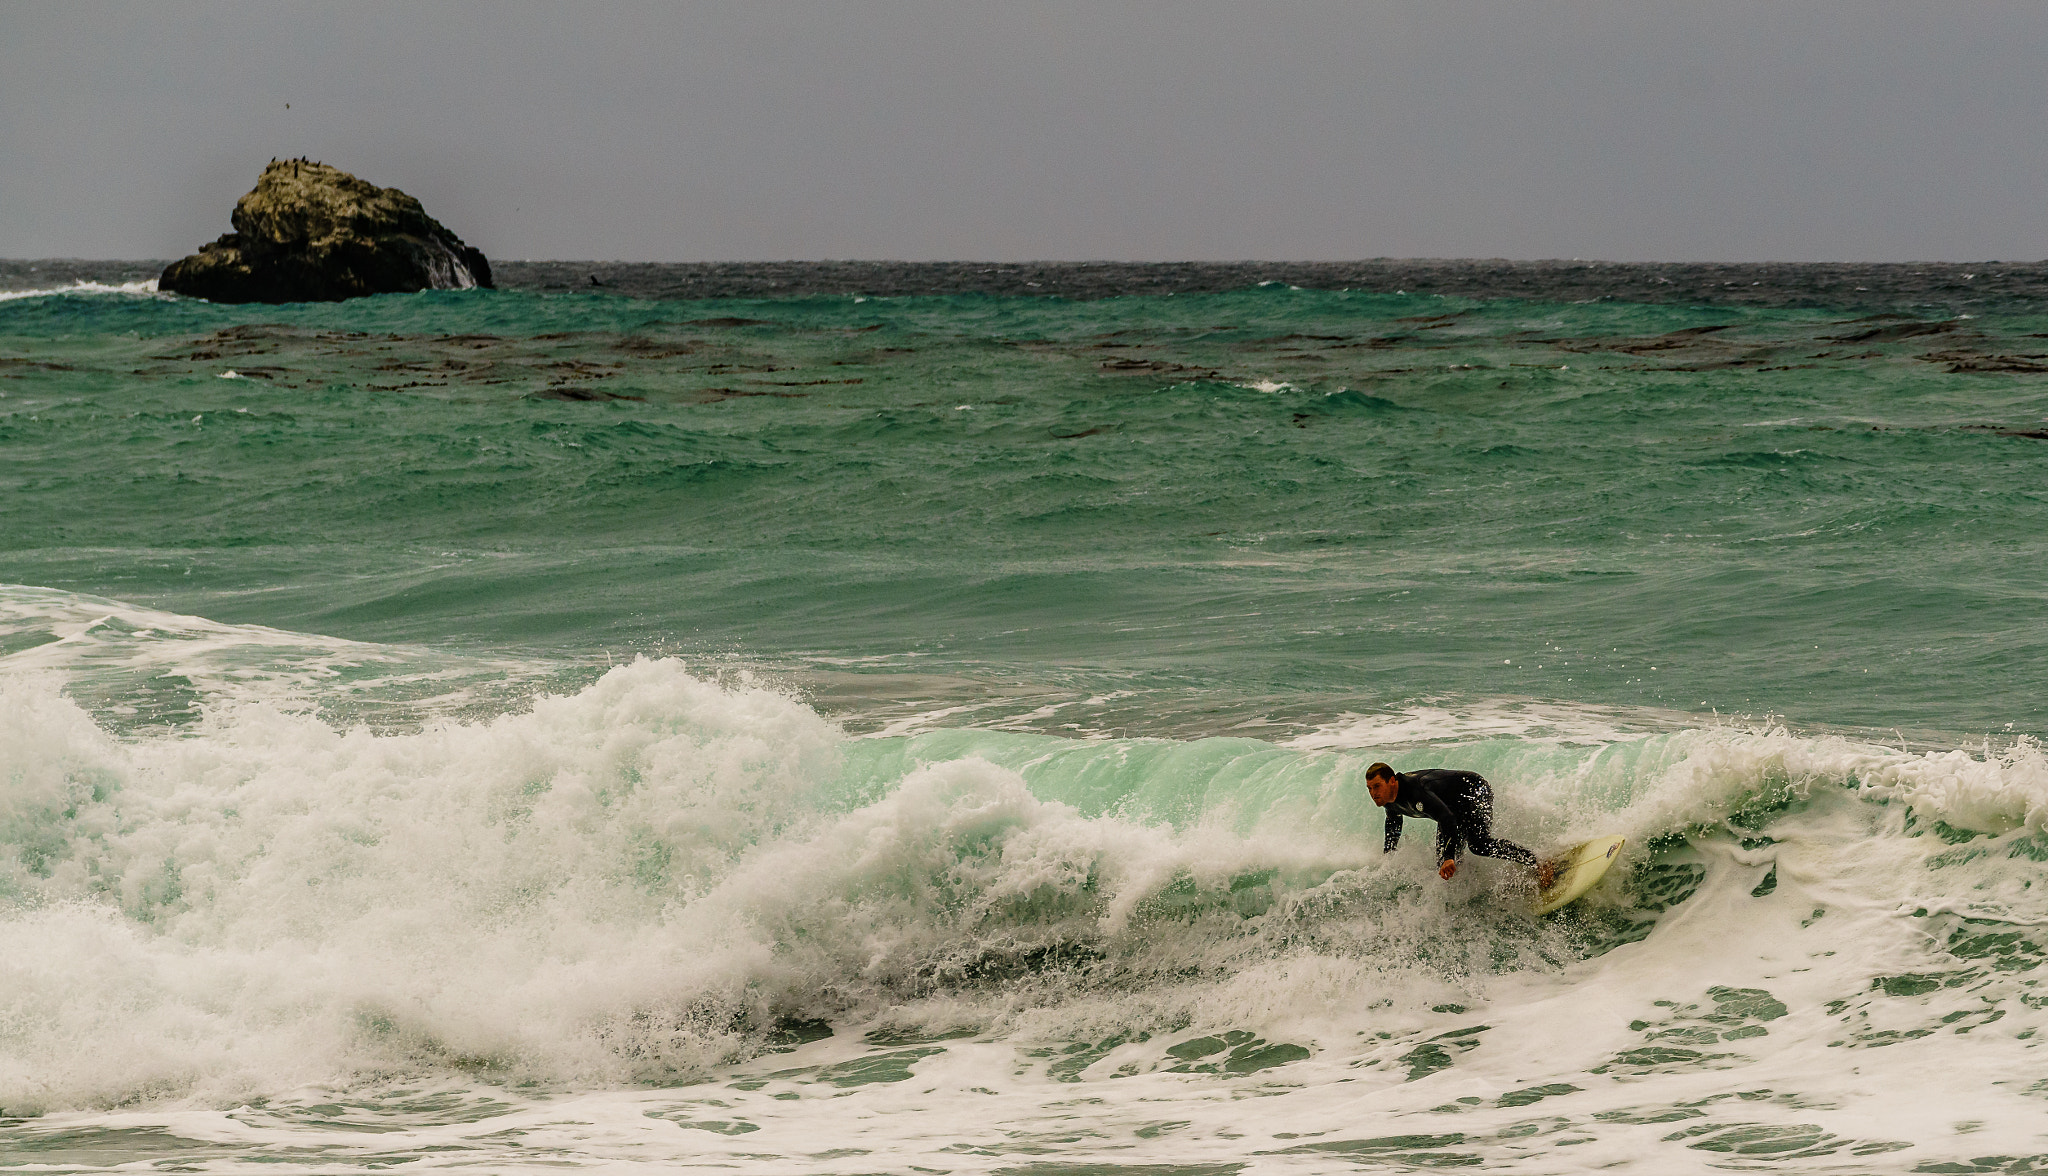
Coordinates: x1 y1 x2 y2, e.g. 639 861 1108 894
1366 773 1398 806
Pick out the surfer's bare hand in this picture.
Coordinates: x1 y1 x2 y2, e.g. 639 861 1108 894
1537 861 1556 889
1439 859 1457 880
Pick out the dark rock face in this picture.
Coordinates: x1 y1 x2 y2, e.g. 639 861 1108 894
160 159 492 303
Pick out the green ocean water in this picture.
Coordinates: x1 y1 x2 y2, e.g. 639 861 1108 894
4 276 2045 739
7 268 2048 1173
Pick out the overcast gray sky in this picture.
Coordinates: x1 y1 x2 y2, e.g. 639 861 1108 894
4 1 2045 262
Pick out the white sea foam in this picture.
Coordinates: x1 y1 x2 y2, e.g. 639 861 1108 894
0 279 160 302
0 660 844 1108
1287 699 1692 750
0 584 559 725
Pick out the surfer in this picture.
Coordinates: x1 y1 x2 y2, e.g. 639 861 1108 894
1365 763 1552 886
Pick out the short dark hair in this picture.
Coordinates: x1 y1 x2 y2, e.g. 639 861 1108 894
1366 762 1394 781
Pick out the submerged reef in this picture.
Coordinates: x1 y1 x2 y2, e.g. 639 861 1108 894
160 158 492 303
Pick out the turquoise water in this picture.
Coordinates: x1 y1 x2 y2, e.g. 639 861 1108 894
4 271 2048 1172
7 280 2047 739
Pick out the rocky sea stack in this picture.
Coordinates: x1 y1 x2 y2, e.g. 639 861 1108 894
159 159 492 303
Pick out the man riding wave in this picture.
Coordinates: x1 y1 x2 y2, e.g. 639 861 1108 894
1365 762 1553 888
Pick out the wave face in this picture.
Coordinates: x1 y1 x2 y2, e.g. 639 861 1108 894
5 266 2048 1169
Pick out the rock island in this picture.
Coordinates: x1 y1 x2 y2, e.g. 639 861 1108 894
160 159 492 303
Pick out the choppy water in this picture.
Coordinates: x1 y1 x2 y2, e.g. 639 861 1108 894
3 260 2047 1173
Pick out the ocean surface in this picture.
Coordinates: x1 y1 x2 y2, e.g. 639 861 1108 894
3 258 2047 1173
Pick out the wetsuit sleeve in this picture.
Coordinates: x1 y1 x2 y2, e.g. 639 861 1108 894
1382 810 1403 854
1435 819 1466 864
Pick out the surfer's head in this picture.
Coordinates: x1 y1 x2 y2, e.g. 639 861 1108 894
1365 763 1399 806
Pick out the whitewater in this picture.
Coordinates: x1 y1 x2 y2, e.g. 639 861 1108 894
6 602 2047 1171
4 262 2048 1171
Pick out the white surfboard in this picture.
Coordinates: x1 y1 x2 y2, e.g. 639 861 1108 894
1532 835 1626 915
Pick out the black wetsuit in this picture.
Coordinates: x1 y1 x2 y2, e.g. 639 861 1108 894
1381 769 1537 869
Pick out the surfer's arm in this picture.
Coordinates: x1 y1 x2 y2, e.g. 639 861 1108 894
1416 788 1466 862
1434 821 1464 864
1382 811 1403 853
